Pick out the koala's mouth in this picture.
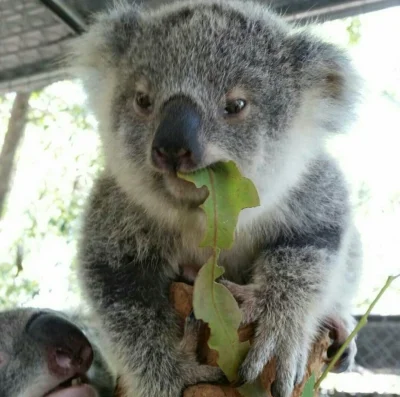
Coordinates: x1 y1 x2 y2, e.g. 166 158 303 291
163 171 209 205
44 376 97 397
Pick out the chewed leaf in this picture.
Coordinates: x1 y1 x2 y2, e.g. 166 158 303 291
179 161 260 249
193 248 250 380
178 161 260 384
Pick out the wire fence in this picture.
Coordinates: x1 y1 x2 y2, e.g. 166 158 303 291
0 0 72 94
355 316 400 376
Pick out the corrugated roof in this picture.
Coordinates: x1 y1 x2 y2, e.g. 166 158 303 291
0 0 399 93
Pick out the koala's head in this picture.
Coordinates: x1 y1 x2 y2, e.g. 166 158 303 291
70 0 360 218
0 308 115 397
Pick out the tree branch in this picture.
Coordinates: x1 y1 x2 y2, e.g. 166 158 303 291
115 282 331 397
0 92 31 218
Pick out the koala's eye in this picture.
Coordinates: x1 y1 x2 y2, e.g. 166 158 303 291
224 99 246 115
134 92 153 113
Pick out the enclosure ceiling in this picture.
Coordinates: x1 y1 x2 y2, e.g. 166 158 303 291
0 0 399 94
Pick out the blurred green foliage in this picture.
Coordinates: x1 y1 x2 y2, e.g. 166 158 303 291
0 82 101 310
346 17 362 46
0 259 40 309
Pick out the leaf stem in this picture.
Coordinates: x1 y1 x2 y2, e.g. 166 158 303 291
314 273 400 390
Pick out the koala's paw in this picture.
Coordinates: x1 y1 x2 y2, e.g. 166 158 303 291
179 310 202 355
189 364 229 385
324 315 357 373
183 359 228 386
220 280 311 397
235 321 310 397
181 311 229 386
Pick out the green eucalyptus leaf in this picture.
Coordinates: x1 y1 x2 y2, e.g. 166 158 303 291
179 161 260 249
192 248 250 380
179 161 260 384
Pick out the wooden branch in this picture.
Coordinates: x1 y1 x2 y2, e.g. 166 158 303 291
115 282 330 397
0 92 31 218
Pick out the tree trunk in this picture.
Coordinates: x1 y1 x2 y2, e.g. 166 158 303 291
114 282 330 397
0 92 31 218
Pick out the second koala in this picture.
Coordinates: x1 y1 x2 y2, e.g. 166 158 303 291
70 1 362 396
0 308 117 397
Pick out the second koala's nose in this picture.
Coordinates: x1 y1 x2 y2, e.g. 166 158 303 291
26 312 93 377
152 96 202 172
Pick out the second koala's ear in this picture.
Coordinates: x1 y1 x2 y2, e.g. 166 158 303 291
67 3 141 72
287 32 362 132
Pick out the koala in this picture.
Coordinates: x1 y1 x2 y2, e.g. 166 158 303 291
69 1 362 396
0 308 117 397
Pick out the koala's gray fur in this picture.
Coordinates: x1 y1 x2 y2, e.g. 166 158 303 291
0 307 117 397
69 1 363 396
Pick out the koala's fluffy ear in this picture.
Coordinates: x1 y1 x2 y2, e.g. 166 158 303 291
67 2 140 73
287 32 362 132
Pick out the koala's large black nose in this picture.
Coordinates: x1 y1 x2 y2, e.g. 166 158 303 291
152 96 202 172
26 312 93 377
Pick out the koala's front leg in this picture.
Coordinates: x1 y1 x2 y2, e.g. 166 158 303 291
80 253 225 397
233 245 337 397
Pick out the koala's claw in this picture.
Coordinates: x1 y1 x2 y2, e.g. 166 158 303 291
201 366 229 384
294 349 308 385
271 381 280 397
230 377 246 389
271 380 290 397
270 375 297 397
186 309 198 324
236 320 309 397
